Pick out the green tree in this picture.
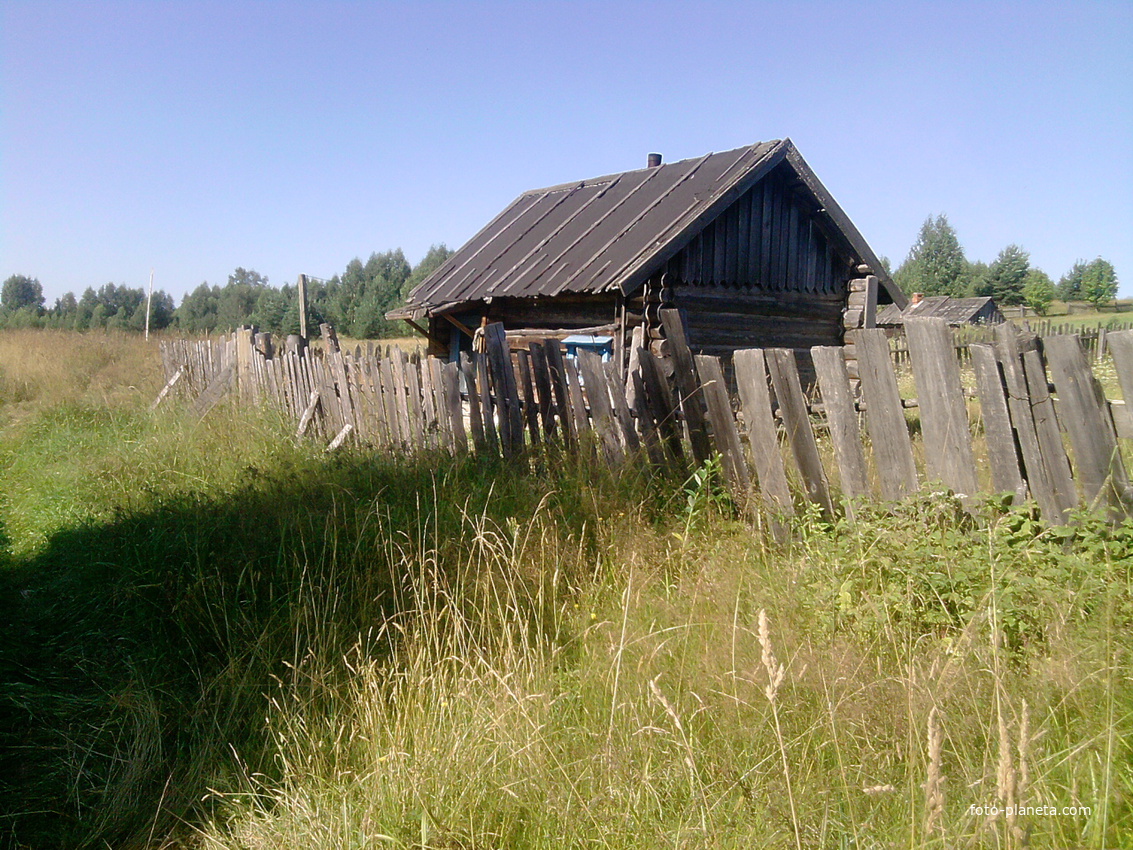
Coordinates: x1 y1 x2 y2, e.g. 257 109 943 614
985 245 1030 306
327 250 412 338
1081 257 1118 308
1057 259 1088 301
893 214 969 298
1022 269 1055 316
176 283 220 333
73 288 99 330
2 275 45 312
966 260 991 297
402 244 453 301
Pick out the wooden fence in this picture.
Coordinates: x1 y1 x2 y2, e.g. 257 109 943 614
158 311 1133 527
887 319 1133 367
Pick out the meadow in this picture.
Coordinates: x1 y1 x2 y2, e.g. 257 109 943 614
0 328 1129 849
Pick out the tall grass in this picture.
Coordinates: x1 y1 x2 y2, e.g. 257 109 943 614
1 330 1130 848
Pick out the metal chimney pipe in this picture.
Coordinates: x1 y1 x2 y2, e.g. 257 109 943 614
647 153 662 168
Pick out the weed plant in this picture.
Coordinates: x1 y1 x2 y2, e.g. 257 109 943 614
0 330 1129 849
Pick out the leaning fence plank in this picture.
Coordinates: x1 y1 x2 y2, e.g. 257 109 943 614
327 423 353 451
639 349 684 467
905 318 978 497
441 361 467 454
1022 347 1078 516
428 357 449 449
543 340 574 448
381 355 405 447
462 353 487 454
486 323 524 457
694 355 750 494
563 356 591 441
403 352 426 449
994 325 1064 522
516 349 542 448
192 362 236 419
604 359 641 454
767 348 833 516
811 346 870 504
969 344 1027 498
296 390 321 439
364 357 389 447
418 354 438 448
475 351 499 456
733 348 793 519
1044 334 1132 517
628 359 665 466
150 367 184 411
1107 330 1133 410
661 308 713 465
578 350 624 465
850 328 918 501
530 343 558 443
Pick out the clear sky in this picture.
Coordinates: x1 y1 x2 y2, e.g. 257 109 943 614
3 0 1131 304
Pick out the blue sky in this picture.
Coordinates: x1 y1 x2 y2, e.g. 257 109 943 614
3 0 1131 303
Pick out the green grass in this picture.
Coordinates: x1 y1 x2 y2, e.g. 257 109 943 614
1 330 1130 849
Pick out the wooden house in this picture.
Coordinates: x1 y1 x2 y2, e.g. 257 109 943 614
876 294 1005 329
388 140 906 372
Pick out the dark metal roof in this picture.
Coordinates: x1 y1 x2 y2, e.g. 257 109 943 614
392 139 903 319
877 295 1003 326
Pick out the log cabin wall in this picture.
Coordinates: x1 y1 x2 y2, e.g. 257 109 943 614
429 294 620 359
661 163 855 360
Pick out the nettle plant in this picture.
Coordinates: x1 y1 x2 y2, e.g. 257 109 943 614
796 493 1131 656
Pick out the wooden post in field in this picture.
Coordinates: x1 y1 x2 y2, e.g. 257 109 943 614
144 269 154 341
297 274 309 341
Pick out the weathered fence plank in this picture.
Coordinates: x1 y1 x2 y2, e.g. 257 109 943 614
578 350 623 465
733 348 793 520
1107 329 1133 409
605 358 641 454
529 343 558 444
766 348 834 516
638 349 684 467
516 349 542 449
475 351 499 456
694 354 750 495
993 325 1064 522
486 323 524 457
563 356 591 441
543 340 574 448
811 345 870 504
851 329 918 501
660 308 713 465
969 344 1026 498
462 353 487 454
905 318 978 497
1044 334 1131 516
442 360 467 454
1021 346 1077 516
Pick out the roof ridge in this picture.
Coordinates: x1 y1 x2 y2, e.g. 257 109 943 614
520 141 780 197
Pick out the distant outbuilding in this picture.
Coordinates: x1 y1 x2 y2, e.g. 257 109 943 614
876 294 1004 329
390 139 906 372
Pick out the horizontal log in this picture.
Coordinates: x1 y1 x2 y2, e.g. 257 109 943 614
684 311 842 333
673 285 844 309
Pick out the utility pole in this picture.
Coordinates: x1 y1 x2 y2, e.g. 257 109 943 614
144 269 154 340
297 273 308 340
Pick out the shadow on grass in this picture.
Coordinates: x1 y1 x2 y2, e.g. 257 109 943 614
0 449 619 849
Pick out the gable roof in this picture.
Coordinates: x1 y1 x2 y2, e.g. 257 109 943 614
391 139 904 320
876 295 1003 326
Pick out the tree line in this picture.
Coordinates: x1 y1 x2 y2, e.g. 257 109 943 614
892 214 1119 315
2 221 1122 333
0 245 452 337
